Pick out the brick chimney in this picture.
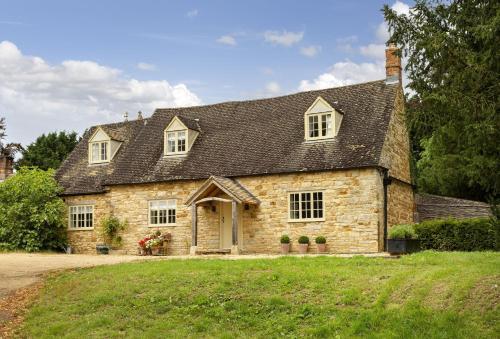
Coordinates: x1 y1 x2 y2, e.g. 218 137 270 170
0 153 14 182
385 43 401 84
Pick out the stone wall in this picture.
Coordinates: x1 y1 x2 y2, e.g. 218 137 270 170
65 168 385 255
0 155 14 182
379 88 415 227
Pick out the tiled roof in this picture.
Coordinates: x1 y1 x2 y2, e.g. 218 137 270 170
185 175 260 205
415 194 492 222
56 80 399 195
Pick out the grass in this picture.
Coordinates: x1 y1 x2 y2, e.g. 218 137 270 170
18 252 499 338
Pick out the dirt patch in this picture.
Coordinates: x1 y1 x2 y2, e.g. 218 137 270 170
0 281 44 338
423 281 453 309
463 275 500 314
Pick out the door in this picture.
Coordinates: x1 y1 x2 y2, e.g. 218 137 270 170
220 202 232 249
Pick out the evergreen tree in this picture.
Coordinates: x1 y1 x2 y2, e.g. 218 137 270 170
384 0 500 201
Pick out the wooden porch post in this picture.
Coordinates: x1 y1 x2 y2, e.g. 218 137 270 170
231 200 239 254
190 204 197 255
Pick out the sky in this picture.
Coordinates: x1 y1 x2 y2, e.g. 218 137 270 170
0 0 411 146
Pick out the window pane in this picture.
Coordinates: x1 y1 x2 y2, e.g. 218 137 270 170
177 131 186 152
322 114 332 137
313 192 323 219
309 116 319 138
92 143 99 161
167 133 176 152
150 210 158 224
168 209 176 224
301 193 311 219
159 210 167 224
100 142 108 160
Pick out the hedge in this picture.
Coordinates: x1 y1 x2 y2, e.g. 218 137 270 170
413 218 498 251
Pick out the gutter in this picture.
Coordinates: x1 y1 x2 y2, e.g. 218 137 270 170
380 168 392 252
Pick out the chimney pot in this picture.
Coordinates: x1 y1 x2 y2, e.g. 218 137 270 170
123 111 129 121
385 43 401 84
137 111 143 120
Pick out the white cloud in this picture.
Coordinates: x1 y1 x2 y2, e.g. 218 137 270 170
136 62 157 71
359 43 386 60
300 45 321 57
0 40 201 146
216 35 237 46
186 9 198 18
265 81 281 95
298 60 384 91
264 30 303 47
336 35 358 52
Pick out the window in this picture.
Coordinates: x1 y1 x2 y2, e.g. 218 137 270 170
289 191 324 221
308 113 332 139
90 141 108 163
69 205 94 229
149 200 176 226
165 131 187 155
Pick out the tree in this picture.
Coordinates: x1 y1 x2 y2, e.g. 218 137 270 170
0 117 22 157
0 167 67 252
16 131 79 170
384 0 500 202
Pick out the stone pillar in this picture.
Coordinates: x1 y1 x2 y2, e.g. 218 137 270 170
190 204 197 255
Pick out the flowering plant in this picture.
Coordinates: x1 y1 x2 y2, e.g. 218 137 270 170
138 231 171 249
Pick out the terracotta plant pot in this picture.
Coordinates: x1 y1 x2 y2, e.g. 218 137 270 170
316 243 327 253
281 243 290 254
151 247 161 256
298 244 308 254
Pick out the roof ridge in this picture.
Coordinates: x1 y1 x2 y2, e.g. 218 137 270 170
155 79 387 112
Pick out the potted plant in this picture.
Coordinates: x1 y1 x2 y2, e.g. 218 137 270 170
298 236 309 254
387 224 420 254
280 234 291 254
315 236 327 253
138 236 151 255
101 215 127 250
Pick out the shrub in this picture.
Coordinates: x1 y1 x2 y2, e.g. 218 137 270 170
388 224 417 240
414 218 497 251
0 168 67 252
101 216 127 247
298 236 309 244
315 236 326 244
280 235 290 244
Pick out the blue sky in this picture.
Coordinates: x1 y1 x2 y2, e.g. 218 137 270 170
0 0 411 145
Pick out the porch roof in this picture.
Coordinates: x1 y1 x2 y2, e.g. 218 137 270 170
185 175 260 206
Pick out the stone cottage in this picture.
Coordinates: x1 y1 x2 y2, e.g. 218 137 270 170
56 44 414 255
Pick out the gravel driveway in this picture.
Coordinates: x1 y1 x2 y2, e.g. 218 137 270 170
0 253 162 298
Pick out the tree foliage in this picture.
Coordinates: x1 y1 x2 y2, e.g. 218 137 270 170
16 131 79 170
384 0 500 201
0 168 67 252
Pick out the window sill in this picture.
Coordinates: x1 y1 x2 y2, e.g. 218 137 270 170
148 224 178 227
303 137 335 143
287 219 325 223
163 153 187 158
68 227 94 231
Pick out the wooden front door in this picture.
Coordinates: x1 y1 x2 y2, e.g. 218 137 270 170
220 202 232 249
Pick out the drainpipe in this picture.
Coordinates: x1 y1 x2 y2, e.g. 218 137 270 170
381 169 392 251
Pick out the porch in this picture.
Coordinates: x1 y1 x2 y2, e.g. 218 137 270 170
185 176 260 255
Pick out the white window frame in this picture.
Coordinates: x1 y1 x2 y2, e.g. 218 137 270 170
164 130 188 156
90 141 110 164
148 200 177 226
287 191 325 222
306 113 333 140
68 205 94 230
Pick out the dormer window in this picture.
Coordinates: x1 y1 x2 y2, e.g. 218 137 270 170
166 130 187 154
88 127 122 165
164 116 200 156
304 96 343 141
308 113 332 139
91 141 109 162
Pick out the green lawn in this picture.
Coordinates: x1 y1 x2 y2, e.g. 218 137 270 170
18 252 499 338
